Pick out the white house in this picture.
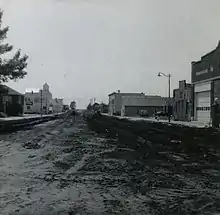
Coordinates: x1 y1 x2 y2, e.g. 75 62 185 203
24 83 52 114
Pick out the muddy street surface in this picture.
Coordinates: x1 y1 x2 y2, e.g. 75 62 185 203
1 115 220 214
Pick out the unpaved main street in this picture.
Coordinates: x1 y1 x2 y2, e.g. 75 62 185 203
1 115 119 214
1 115 220 214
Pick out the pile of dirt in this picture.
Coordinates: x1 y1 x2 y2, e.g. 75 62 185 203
86 115 220 214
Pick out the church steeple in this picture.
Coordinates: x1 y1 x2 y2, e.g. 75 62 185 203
43 83 49 91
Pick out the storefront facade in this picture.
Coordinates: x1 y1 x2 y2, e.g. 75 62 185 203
191 42 220 124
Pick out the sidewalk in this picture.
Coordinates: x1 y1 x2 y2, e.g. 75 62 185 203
0 113 64 122
0 112 66 132
102 114 210 128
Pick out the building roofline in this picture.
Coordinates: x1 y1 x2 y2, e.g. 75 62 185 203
192 41 220 64
108 92 116 96
108 92 146 97
124 104 165 107
201 49 216 59
0 84 23 96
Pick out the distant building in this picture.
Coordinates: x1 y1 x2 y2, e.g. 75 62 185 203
121 95 168 117
100 103 108 113
51 98 63 113
24 83 52 114
108 91 145 115
63 104 69 112
0 85 24 116
108 91 167 117
191 41 220 123
173 80 192 121
88 102 100 114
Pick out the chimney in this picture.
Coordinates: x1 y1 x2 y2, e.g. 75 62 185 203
191 61 196 72
179 80 186 89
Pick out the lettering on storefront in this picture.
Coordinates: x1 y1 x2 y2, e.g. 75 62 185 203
25 98 33 105
196 69 208 76
196 66 214 76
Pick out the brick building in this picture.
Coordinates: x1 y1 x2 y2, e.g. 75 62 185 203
108 91 145 116
108 91 167 117
173 80 192 121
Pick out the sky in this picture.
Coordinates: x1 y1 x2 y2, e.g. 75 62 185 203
0 0 220 108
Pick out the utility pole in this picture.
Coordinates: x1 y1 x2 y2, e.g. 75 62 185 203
46 97 48 115
40 89 43 116
158 72 172 122
3 96 7 115
168 74 171 123
56 98 58 114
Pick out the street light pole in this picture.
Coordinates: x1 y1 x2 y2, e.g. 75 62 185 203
158 72 171 122
46 97 48 115
168 74 171 122
40 89 43 116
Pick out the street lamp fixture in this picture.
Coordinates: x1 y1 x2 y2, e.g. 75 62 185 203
158 72 170 78
157 72 172 122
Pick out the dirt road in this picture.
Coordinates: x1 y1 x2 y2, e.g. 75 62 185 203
1 115 130 214
1 115 220 214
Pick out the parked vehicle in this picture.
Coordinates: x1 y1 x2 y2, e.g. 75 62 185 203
48 106 53 114
139 110 148 117
155 111 168 117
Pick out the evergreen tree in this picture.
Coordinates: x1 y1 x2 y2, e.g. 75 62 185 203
0 10 28 86
70 101 76 110
87 103 92 111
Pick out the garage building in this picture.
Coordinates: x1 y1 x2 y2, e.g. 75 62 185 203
121 95 167 117
191 41 220 124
